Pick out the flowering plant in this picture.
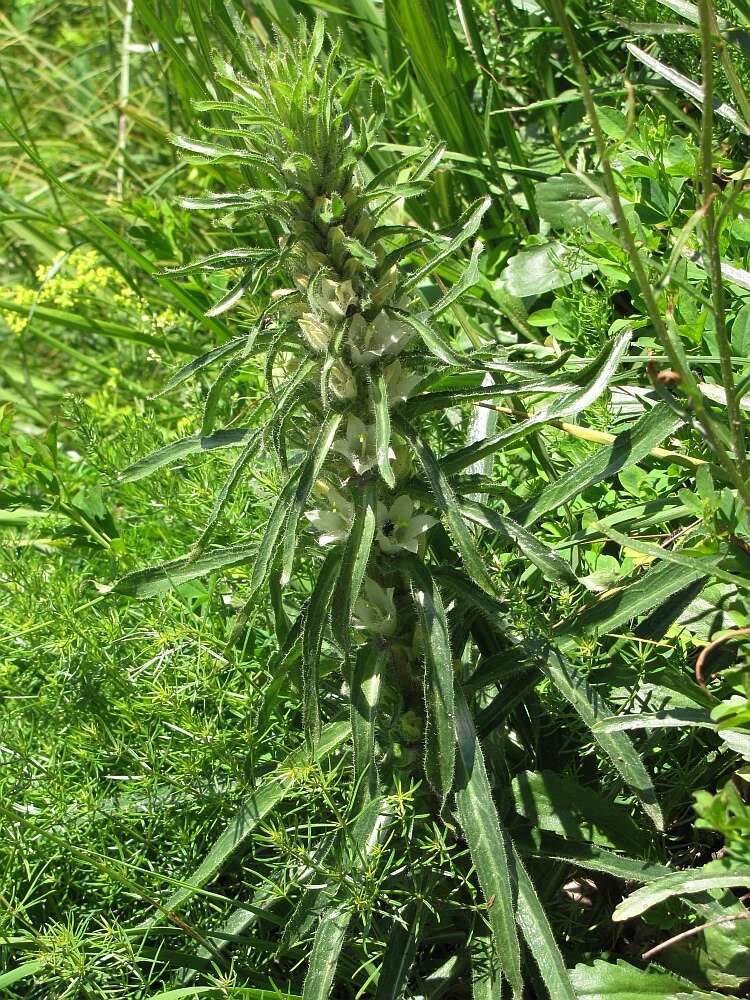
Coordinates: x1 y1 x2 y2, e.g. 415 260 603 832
116 20 662 998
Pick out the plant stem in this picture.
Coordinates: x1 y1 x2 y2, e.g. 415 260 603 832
696 0 749 480
546 0 750 515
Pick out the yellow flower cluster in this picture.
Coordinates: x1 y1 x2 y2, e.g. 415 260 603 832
1 249 181 334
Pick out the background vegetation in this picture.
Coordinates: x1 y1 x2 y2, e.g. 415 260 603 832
2 0 750 997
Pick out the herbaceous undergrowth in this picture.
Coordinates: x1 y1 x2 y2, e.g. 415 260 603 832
118 19 664 998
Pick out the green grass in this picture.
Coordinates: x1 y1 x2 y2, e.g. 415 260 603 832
2 0 750 997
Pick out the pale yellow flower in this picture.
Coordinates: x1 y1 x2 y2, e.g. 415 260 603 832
376 495 437 554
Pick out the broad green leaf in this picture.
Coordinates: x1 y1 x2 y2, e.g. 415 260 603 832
407 557 456 807
570 959 724 1000
303 550 342 748
536 173 614 229
540 648 665 829
440 327 633 473
331 483 377 649
454 688 522 999
498 242 597 298
118 429 252 483
371 372 395 487
460 498 578 587
396 416 498 596
515 404 685 527
150 721 350 918
351 642 386 808
512 846 576 1000
614 862 750 921
512 770 648 853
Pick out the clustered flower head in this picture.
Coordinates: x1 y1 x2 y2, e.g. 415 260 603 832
1 249 180 336
169 25 478 646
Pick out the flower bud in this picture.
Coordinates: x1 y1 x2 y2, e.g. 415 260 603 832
298 312 332 352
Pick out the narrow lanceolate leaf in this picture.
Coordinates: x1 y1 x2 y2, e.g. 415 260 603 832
470 936 501 1000
627 43 750 134
179 191 277 210
424 239 484 318
250 463 306 589
406 557 456 808
395 416 498 597
554 556 712 649
374 897 425 1000
540 647 665 830
398 309 480 370
148 721 350 919
593 708 713 733
280 412 342 585
514 403 685 527
459 498 578 587
519 830 670 883
596 524 745 590
158 248 274 276
201 354 253 436
453 689 522 999
303 904 353 1000
118 429 252 483
401 196 491 292
303 797 390 1000
303 550 342 749
0 962 45 990
155 336 249 397
226 467 306 646
113 542 256 598
371 372 395 487
613 863 750 922
191 427 265 556
440 327 633 474
148 985 300 999
351 641 386 808
512 846 577 999
205 269 258 318
331 483 377 649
